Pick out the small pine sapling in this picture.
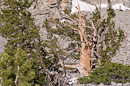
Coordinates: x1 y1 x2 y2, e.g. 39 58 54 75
0 48 38 86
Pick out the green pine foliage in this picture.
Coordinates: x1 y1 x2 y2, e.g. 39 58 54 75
43 18 80 41
107 0 116 18
89 2 125 63
42 37 64 72
43 17 81 60
77 1 126 84
0 0 65 85
98 1 125 62
0 48 39 86
0 0 47 85
78 63 130 85
0 0 126 85
0 0 39 55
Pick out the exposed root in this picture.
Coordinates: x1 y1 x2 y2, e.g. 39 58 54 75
60 61 89 76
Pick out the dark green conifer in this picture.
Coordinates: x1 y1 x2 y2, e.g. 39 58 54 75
0 0 46 85
0 0 38 55
0 0 65 85
98 0 125 62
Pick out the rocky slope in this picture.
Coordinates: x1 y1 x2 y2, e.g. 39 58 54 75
28 0 130 66
0 0 130 65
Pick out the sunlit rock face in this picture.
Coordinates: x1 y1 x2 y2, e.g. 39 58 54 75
28 0 72 27
28 0 72 47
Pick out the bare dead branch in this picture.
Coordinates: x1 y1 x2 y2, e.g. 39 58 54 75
14 66 19 85
96 46 101 65
35 42 67 85
67 25 79 31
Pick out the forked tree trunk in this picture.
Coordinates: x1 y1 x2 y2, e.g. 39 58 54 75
66 5 92 75
62 4 102 76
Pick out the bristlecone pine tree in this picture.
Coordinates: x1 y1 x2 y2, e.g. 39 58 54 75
0 0 43 85
0 0 66 86
44 2 125 76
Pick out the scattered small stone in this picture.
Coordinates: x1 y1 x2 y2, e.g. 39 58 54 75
116 83 122 86
111 81 117 86
58 67 64 71
97 83 104 86
68 77 78 85
123 82 130 86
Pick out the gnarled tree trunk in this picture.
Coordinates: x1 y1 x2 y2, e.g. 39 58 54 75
63 4 102 76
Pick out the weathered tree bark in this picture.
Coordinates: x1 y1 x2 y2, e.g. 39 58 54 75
62 3 104 76
66 5 92 76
